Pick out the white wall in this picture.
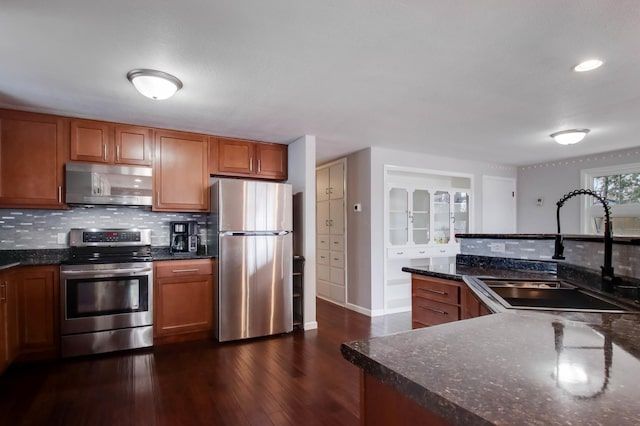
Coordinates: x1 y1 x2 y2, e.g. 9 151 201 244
517 147 640 234
347 146 516 313
287 135 318 330
346 149 372 312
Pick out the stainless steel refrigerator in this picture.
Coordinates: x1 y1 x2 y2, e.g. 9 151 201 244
210 178 293 342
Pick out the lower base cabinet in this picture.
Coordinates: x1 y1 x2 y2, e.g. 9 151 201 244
17 265 59 360
154 259 215 343
0 268 19 373
361 371 451 426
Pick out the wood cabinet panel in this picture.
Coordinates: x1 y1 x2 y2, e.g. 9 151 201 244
18 265 59 358
115 125 152 165
411 275 461 328
154 260 214 339
412 276 459 305
0 109 67 209
70 119 111 163
412 296 459 326
153 130 209 212
217 138 254 175
208 136 219 175
255 142 287 180
4 269 19 365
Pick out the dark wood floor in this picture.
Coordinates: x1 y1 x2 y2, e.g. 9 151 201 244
0 300 411 426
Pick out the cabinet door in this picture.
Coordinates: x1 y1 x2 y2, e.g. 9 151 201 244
328 162 344 199
153 130 209 212
217 138 254 175
154 260 214 338
0 109 67 209
70 119 112 163
412 189 430 245
388 187 409 246
316 167 330 201
433 191 451 244
317 200 330 235
208 136 219 175
0 271 7 373
329 199 344 235
255 142 287 180
452 191 469 241
5 269 19 364
114 125 152 166
18 266 59 357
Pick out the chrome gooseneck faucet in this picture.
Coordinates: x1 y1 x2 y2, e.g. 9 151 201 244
552 189 619 292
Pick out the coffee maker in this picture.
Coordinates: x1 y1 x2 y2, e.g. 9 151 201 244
170 221 198 254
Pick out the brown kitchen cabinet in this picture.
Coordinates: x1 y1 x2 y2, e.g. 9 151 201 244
0 268 19 374
154 259 215 343
460 285 491 319
0 109 68 209
411 275 461 328
17 265 59 360
70 118 152 166
216 137 287 180
153 129 210 212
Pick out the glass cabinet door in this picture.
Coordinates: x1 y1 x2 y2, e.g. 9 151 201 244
412 189 430 244
453 191 469 241
388 187 408 245
433 191 451 244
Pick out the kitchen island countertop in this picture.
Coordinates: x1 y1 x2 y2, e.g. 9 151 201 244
342 309 640 425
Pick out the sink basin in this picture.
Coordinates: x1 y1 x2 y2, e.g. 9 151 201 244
482 278 572 289
490 286 629 312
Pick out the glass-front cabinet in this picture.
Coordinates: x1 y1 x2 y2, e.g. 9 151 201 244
387 186 469 248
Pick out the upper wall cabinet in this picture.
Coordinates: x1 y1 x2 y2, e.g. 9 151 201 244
70 119 152 166
0 109 68 209
153 130 210 212
216 137 287 181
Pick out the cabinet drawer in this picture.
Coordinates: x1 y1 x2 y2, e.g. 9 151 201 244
330 267 344 285
317 237 330 250
387 247 411 259
412 277 459 305
155 259 213 278
412 297 459 326
317 265 331 281
317 250 330 265
429 244 459 258
330 235 344 251
329 252 344 268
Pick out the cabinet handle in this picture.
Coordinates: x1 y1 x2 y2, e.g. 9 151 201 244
333 257 340 261
418 287 447 296
418 250 426 254
156 191 160 206
250 158 253 172
0 282 6 302
325 188 329 194
396 251 404 255
116 145 120 161
171 269 200 273
103 144 107 161
333 241 339 244
329 220 333 226
325 220 329 226
257 159 261 173
329 187 333 194
419 305 448 316
58 186 62 203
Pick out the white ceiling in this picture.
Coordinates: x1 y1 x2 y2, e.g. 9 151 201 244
1 1 639 166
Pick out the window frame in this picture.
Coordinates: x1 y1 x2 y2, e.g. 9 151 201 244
580 162 640 235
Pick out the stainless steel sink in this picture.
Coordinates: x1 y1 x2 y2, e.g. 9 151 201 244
478 278 638 313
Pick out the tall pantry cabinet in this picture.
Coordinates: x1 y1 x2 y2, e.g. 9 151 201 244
316 159 346 306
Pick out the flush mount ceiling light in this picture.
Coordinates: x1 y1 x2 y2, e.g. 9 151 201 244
126 69 183 100
573 59 604 72
550 129 590 145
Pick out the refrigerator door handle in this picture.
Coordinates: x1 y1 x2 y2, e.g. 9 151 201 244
220 231 291 236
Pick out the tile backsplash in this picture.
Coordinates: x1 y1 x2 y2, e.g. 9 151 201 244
0 206 208 249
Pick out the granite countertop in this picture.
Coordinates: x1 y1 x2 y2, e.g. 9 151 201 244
0 248 215 270
456 233 640 245
342 310 640 425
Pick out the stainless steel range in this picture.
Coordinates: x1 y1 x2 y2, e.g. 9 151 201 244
60 228 153 358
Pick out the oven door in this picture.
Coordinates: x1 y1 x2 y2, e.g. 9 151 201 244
60 262 153 335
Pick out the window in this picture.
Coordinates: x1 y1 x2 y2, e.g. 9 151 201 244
581 163 640 236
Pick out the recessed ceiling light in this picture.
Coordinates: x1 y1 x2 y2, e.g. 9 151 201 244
550 129 590 145
573 59 603 72
126 69 183 100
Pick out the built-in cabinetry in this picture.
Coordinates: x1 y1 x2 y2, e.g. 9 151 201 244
153 130 210 212
0 109 68 209
17 265 59 360
316 159 346 306
384 166 472 314
216 137 288 181
411 274 489 329
70 119 152 166
154 259 215 343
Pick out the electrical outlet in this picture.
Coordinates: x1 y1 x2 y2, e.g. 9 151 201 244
57 233 67 245
490 242 506 253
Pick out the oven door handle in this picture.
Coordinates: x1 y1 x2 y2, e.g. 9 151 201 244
62 267 153 275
